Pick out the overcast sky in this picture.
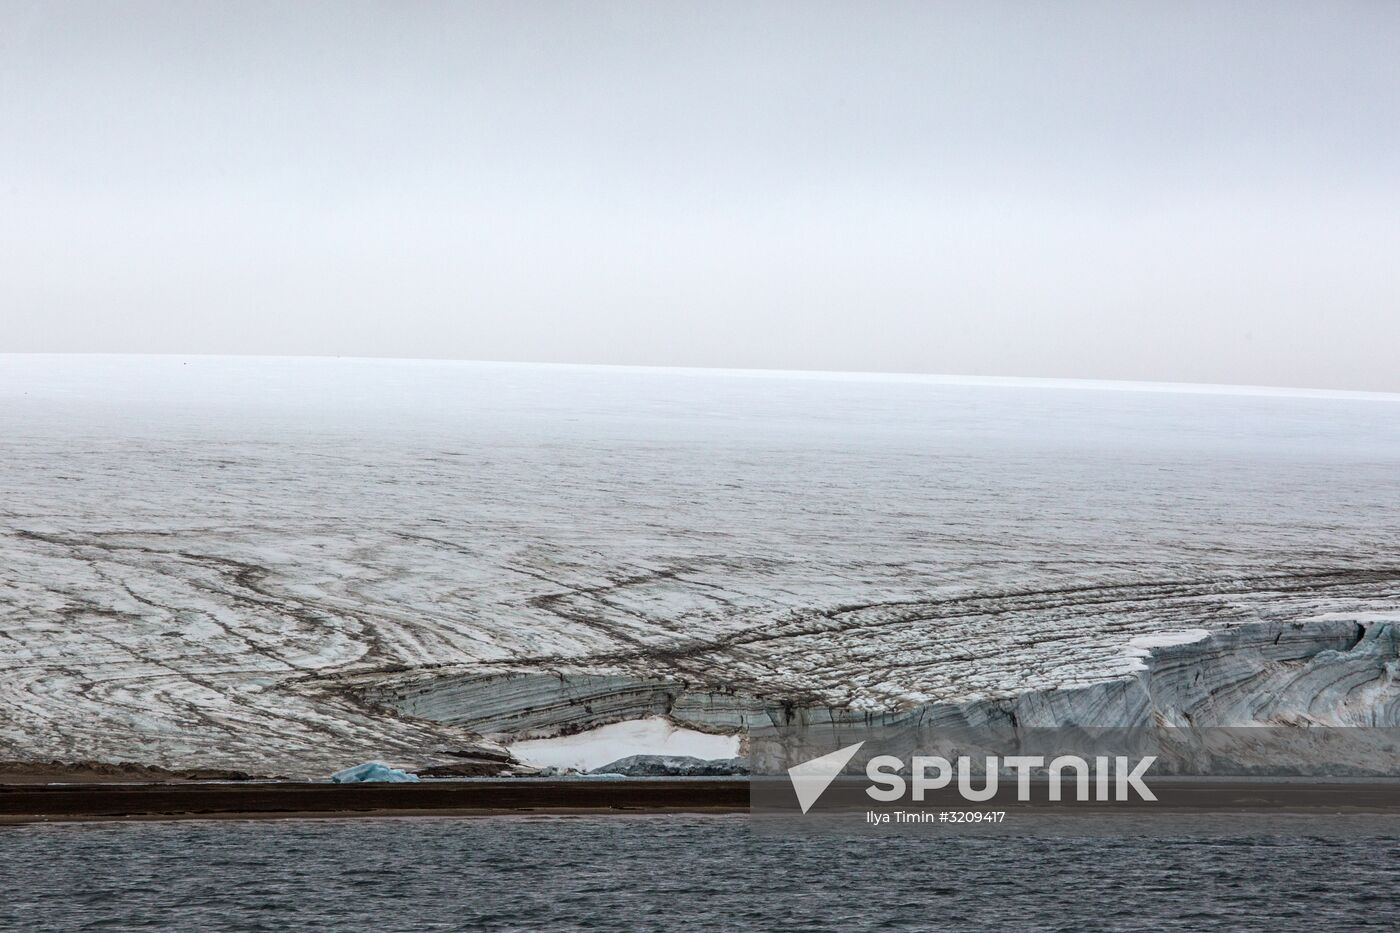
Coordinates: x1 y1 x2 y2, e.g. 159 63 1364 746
2 1 1397 390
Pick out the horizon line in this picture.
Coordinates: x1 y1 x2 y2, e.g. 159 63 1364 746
4 351 1398 403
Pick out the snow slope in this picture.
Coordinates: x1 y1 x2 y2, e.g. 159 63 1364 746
1 355 1398 775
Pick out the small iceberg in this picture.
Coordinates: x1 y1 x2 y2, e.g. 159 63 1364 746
330 761 420 784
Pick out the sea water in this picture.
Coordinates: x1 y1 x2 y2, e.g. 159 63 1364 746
1 816 1396 931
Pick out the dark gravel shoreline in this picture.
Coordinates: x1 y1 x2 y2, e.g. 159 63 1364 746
5 778 1400 824
0 779 751 823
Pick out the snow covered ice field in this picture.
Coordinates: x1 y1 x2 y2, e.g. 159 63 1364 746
1 355 1398 776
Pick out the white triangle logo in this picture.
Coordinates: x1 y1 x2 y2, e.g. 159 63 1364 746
787 741 865 814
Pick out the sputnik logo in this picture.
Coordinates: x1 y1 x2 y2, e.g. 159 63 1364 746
787 741 864 813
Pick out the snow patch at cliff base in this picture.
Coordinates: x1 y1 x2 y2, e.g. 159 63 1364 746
506 717 743 773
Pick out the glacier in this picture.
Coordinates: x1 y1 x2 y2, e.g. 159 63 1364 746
1 354 1398 777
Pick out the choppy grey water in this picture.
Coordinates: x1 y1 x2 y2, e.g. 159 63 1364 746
2 816 1396 932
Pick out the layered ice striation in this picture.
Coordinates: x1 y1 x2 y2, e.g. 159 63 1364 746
1 355 1398 776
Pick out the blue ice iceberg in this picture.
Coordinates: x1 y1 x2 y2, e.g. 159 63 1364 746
330 761 420 783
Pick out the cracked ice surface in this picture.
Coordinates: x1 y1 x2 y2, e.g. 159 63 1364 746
1 355 1398 775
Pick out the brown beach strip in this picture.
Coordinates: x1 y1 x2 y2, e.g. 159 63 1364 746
785 778 1400 813
5 779 1400 824
0 779 751 823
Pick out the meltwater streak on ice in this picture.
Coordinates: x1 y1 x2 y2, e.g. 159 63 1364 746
0 355 1398 774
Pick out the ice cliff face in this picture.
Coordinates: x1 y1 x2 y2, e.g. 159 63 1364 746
351 618 1400 773
1 356 1398 776
736 618 1400 775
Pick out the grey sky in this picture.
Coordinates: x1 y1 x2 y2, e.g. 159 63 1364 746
2 1 1397 391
